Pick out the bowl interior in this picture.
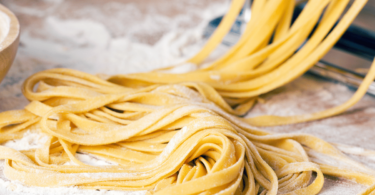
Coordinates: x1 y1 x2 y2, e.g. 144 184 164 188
0 9 10 45
0 4 20 84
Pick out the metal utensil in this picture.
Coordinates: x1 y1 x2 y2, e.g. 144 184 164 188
203 0 251 46
203 1 375 95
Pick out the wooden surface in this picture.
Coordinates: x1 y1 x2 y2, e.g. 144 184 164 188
0 0 375 194
0 4 19 83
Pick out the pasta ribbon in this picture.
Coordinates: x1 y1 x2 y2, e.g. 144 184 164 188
0 0 375 194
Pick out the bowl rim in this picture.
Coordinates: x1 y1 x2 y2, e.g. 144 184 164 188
0 4 19 53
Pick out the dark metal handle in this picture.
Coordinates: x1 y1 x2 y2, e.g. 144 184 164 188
293 3 375 61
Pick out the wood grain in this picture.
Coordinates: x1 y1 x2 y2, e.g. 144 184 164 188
0 4 19 84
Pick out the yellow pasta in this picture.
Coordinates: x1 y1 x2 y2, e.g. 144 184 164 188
1 0 375 194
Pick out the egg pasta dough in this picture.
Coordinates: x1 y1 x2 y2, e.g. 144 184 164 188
1 0 375 194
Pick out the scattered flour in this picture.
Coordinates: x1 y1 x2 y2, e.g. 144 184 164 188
74 153 117 166
0 172 146 195
209 74 221 81
3 131 48 151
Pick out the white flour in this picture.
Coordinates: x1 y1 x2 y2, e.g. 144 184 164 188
0 174 146 195
0 10 10 48
2 131 48 151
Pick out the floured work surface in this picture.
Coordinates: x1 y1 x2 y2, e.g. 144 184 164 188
0 0 375 194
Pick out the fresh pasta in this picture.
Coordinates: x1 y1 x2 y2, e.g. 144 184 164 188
1 0 375 194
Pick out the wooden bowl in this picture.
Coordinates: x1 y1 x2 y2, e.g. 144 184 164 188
0 4 19 84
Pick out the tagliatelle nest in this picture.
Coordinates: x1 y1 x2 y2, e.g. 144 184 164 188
1 0 375 194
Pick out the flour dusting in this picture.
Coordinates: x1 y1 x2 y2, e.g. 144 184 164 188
3 131 48 151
